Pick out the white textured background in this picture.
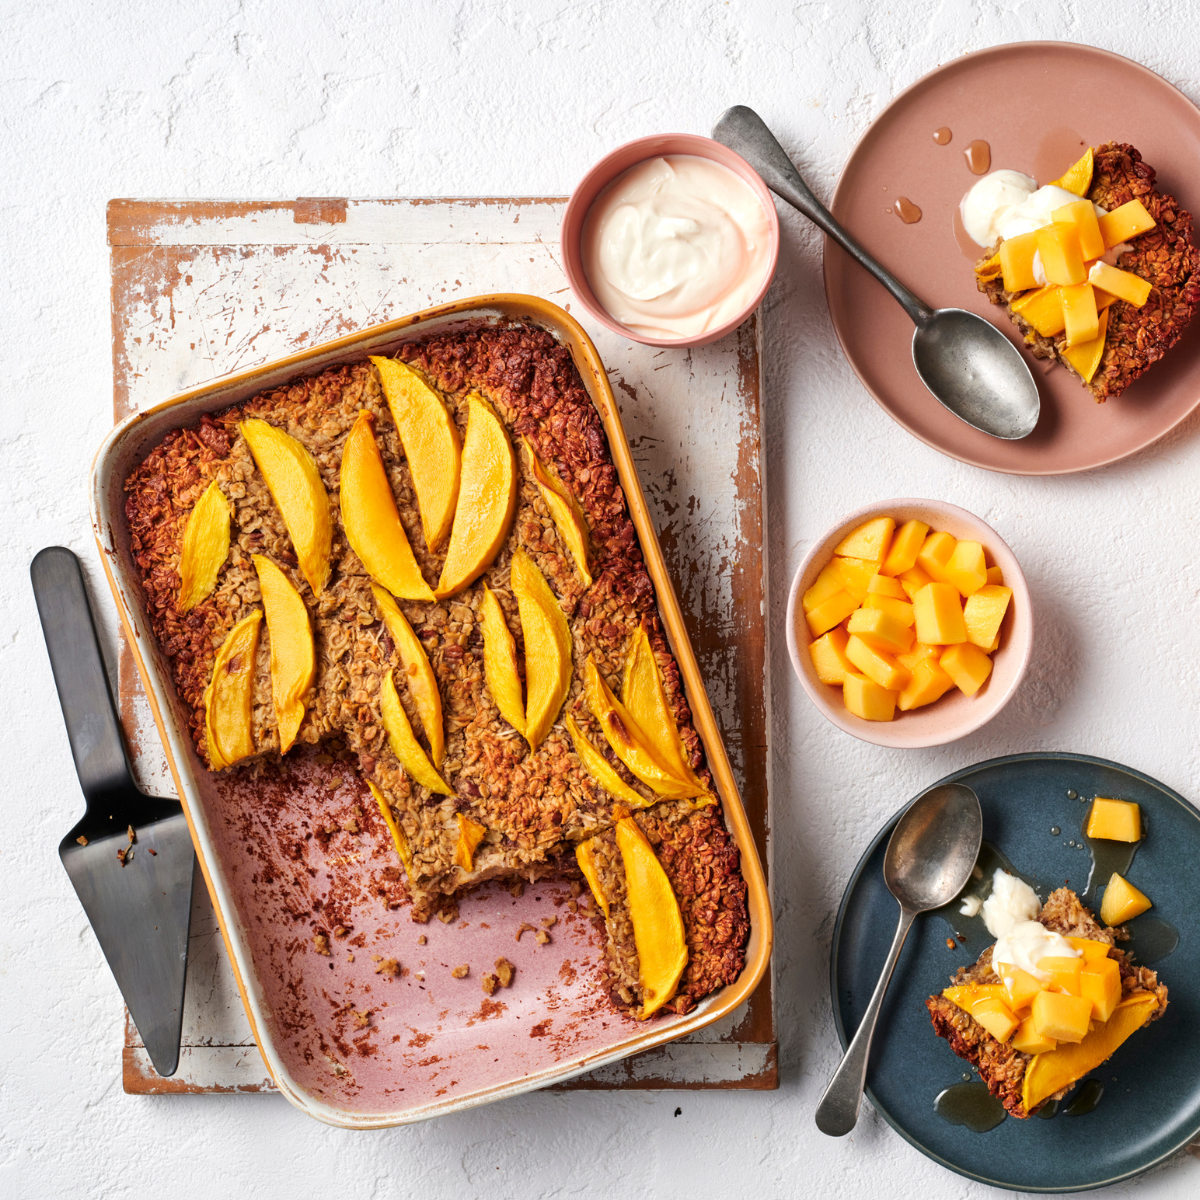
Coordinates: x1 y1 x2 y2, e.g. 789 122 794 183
3 1 1200 1197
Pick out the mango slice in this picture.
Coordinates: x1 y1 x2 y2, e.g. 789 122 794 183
834 516 895 564
964 584 1012 649
510 550 572 749
1060 281 1099 347
370 356 462 551
454 812 487 871
615 815 688 1018
843 671 897 721
975 251 1003 281
372 585 444 767
1100 872 1152 925
240 419 332 596
436 394 517 598
1098 199 1156 249
252 555 314 754
1048 147 1093 196
1087 262 1152 307
999 230 1041 293
1087 797 1142 843
943 983 1010 1012
479 585 525 736
881 520 929 576
1023 992 1159 1114
1011 285 1067 337
1052 199 1105 261
368 780 414 880
621 624 701 790
340 411 435 602
523 439 592 587
802 562 844 612
1036 222 1087 285
177 480 231 612
584 656 699 799
565 714 649 808
204 610 263 770
575 838 610 918
380 669 451 794
809 625 854 684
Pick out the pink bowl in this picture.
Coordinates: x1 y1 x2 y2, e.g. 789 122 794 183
785 499 1033 749
560 134 780 348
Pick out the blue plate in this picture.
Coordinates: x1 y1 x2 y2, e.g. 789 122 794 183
831 752 1200 1192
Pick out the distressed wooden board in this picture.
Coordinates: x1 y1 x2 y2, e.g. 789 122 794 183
109 197 773 1093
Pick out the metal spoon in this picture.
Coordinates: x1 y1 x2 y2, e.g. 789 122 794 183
713 105 1040 440
814 782 983 1137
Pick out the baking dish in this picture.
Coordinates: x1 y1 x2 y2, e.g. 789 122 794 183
90 293 772 1127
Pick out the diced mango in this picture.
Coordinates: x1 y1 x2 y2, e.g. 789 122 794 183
1037 955 1083 996
842 672 897 721
942 540 988 598
943 983 1010 1012
1031 990 1093 1044
1011 1015 1058 1055
896 642 939 671
834 517 895 565
809 626 854 685
1048 148 1093 197
802 563 845 613
845 634 910 691
999 966 1044 1011
867 573 907 599
1080 956 1122 1023
1060 281 1099 347
916 531 956 582
863 592 915 627
912 583 967 646
1093 286 1117 312
971 997 1019 1043
1036 222 1087 285
963 584 1012 649
975 250 1003 281
998 230 1041 293
1098 199 1155 248
940 642 993 696
1086 798 1142 843
899 564 934 601
880 519 929 576
1053 199 1105 261
1011 285 1067 337
986 566 1004 585
1087 261 1152 307
847 606 914 655
805 590 858 638
1068 938 1113 963
1061 307 1108 384
1100 873 1152 926
897 657 955 711
833 556 876 602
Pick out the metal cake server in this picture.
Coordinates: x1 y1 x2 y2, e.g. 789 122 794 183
713 105 1041 440
814 782 983 1136
32 546 194 1077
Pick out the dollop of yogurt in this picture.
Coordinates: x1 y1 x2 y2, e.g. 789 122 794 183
582 155 773 340
961 170 1107 248
979 869 1080 980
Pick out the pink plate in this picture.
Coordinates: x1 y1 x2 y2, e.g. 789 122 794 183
824 41 1200 475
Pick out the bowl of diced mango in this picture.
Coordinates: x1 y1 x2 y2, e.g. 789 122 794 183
786 499 1033 747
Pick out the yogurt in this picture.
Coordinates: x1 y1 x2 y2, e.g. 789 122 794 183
961 170 1107 249
977 868 1080 980
581 155 773 340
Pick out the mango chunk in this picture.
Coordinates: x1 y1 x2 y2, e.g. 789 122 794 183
803 563 845 613
1011 1016 1057 1055
1052 198 1105 261
524 439 592 586
1036 222 1087 285
881 519 929 576
1087 797 1142 843
847 606 914 655
479 585 525 737
178 480 231 612
373 584 445 766
940 642 993 696
975 250 1003 281
916 531 956 582
1100 872 1152 926
574 838 610 918
368 780 413 881
986 566 1004 586
1000 966 1044 1011
1031 989 1093 1044
1060 281 1099 347
1080 956 1122 1022
898 564 934 601
380 669 452 795
809 626 854 685
833 556 876 603
1068 937 1114 962
1098 199 1155 248
253 555 315 755
1087 261 1152 307
897 657 954 711
511 550 572 750
454 812 487 872
896 641 939 671
805 589 858 638
912 583 967 645
942 539 987 598
867 573 907 599
863 592 915 627
943 983 1009 1012
1048 147 1093 196
1011 285 1067 337
842 672 897 721
963 584 1012 649
1061 307 1109 384
972 997 1019 1043
833 516 895 564
845 634 909 690
999 230 1041 293
204 610 263 771
1022 992 1159 1114
565 714 649 809
1037 955 1083 996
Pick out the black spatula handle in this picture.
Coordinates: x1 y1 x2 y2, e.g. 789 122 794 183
31 547 136 807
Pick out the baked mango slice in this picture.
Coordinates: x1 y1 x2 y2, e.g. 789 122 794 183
240 419 333 596
523 438 592 587
368 780 414 881
252 555 314 754
177 480 231 612
380 669 451 794
372 584 444 767
510 550 572 749
454 812 487 871
615 815 688 1018
340 411 434 601
436 394 517 598
479 584 525 736
204 610 263 770
370 356 462 552
565 713 649 808
575 837 610 917
1048 147 1094 196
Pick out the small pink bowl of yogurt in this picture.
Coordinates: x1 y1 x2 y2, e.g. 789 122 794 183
561 134 780 347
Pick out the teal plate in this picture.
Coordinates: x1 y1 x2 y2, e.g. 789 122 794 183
831 753 1199 1192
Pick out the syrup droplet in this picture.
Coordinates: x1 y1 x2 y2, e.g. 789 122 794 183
934 1081 1006 1132
895 196 922 224
1050 827 1061 836
934 126 952 145
965 140 991 175
1067 790 1078 800
1064 1079 1105 1116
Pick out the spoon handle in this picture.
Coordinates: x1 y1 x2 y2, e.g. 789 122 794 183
712 105 933 326
815 903 917 1136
